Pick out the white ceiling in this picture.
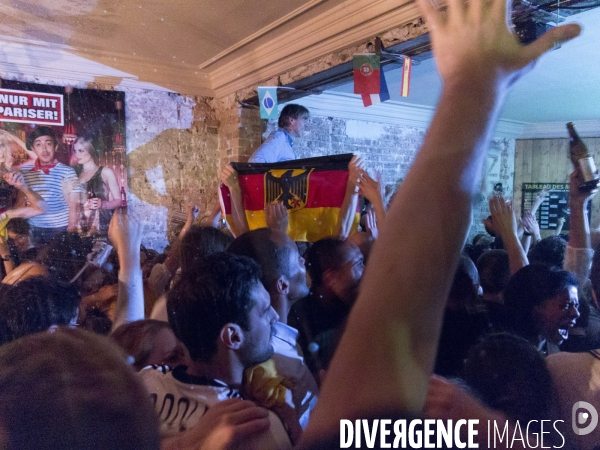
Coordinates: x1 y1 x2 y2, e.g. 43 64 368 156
330 6 600 124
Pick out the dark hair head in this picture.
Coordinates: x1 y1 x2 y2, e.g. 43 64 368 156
0 328 160 449
26 126 58 150
503 264 578 341
305 238 348 288
463 333 552 422
528 236 567 269
180 225 233 273
448 254 479 303
0 276 80 346
227 228 291 292
111 320 175 371
476 249 510 295
36 232 92 283
6 218 30 236
167 253 262 362
278 104 309 128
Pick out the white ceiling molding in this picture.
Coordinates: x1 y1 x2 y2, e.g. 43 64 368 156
519 120 600 139
209 0 423 97
0 1 425 98
284 92 528 138
198 0 326 70
0 35 213 96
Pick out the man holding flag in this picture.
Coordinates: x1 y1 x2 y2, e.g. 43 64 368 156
248 104 309 163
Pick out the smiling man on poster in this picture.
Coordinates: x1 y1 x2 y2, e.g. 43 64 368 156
19 126 82 245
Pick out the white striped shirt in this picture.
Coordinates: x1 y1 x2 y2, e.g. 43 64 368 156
20 162 82 228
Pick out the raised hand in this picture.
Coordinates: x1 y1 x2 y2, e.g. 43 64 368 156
348 155 365 191
364 209 378 239
3 170 26 190
489 195 517 240
220 165 240 190
186 203 200 222
265 201 288 234
108 208 144 273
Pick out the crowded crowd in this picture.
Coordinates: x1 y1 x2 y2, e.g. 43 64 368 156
0 0 596 449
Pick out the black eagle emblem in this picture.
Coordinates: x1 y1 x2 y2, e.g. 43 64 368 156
264 169 312 212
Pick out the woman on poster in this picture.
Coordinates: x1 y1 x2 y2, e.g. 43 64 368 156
72 136 120 236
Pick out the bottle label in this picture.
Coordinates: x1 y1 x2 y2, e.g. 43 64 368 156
578 157 598 182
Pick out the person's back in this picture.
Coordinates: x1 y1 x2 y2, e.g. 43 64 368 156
547 350 600 450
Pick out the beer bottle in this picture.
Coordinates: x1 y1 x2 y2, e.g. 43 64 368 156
567 122 599 191
120 186 127 208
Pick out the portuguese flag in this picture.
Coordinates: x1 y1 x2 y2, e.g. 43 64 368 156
353 54 380 94
220 154 360 242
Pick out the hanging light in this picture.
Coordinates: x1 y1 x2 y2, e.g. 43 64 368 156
62 86 77 145
113 100 126 153
62 123 77 144
113 132 125 153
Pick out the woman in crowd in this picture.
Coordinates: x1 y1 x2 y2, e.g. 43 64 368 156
72 136 120 236
503 263 580 355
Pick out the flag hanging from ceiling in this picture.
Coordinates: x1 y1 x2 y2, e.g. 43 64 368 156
258 87 278 119
361 65 390 107
353 54 380 94
400 56 412 97
220 154 360 242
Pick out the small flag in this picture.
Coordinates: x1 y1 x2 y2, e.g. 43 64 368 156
361 66 390 107
258 87 278 119
353 54 380 94
400 56 412 97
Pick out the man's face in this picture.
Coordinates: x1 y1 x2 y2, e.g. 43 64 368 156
287 116 308 138
330 243 364 304
534 286 580 345
238 282 278 367
32 136 56 164
7 231 28 253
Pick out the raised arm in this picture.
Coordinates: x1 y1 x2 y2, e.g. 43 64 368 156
334 155 362 239
357 170 386 225
489 195 528 274
564 169 596 281
2 171 48 219
109 208 145 330
163 204 199 276
301 0 580 443
220 165 249 236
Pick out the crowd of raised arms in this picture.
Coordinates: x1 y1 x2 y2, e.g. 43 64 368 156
0 1 595 449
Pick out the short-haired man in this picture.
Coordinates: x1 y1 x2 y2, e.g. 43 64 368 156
20 126 82 245
248 104 309 163
140 252 291 448
228 228 317 429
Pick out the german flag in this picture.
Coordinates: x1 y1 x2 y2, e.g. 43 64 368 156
220 154 360 242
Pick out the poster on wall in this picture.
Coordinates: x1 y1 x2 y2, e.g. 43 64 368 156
521 182 591 232
0 80 126 239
